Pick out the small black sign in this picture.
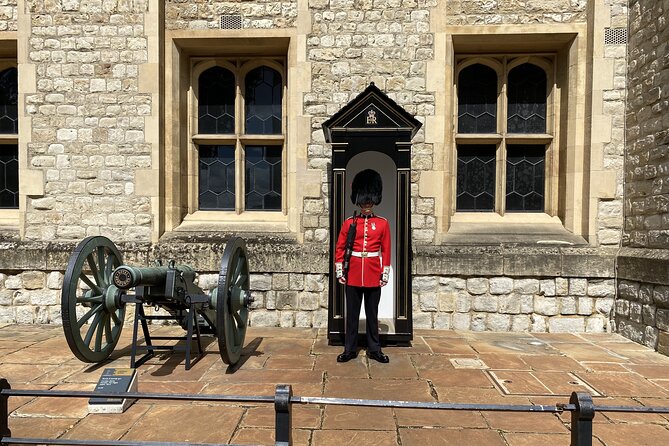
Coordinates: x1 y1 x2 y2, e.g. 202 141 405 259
89 368 136 405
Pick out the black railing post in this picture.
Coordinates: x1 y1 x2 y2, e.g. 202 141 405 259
1 378 10 439
570 391 594 446
274 384 292 446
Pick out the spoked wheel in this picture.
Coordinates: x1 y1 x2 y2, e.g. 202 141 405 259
215 237 251 365
61 236 126 362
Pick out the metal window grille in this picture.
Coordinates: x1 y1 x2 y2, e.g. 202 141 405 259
220 15 242 29
604 27 627 45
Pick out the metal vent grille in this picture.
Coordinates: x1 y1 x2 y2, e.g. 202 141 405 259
220 15 242 29
604 27 627 45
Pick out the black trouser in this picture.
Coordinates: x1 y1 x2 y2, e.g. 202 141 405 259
344 285 381 354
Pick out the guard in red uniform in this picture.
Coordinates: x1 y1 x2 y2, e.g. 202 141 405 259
334 169 391 363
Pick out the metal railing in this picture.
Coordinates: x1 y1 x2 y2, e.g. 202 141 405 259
3 378 669 446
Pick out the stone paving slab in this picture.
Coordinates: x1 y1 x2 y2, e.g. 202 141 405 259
1 325 669 445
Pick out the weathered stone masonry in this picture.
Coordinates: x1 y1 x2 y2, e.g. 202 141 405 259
3 0 663 348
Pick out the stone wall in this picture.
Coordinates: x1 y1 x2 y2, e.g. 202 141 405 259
24 0 154 242
616 0 669 354
441 0 588 25
164 0 298 30
0 0 16 31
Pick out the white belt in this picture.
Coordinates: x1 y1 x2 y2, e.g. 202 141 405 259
351 251 380 258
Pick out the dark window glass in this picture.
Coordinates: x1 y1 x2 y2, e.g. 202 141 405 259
198 67 235 134
458 64 497 134
245 66 282 135
506 145 545 212
199 145 235 210
245 145 281 210
456 145 496 211
507 63 547 134
0 144 18 208
0 68 17 134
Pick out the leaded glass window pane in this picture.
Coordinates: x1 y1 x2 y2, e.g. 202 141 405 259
0 68 17 134
245 66 282 135
507 63 547 134
198 67 235 134
199 145 235 210
456 145 496 211
458 64 497 134
245 145 281 210
505 145 545 212
0 144 18 208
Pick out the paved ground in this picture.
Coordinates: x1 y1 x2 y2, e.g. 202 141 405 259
1 323 669 445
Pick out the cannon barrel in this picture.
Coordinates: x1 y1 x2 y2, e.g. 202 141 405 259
112 264 197 289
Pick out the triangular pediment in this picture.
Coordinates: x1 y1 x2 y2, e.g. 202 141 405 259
322 83 422 142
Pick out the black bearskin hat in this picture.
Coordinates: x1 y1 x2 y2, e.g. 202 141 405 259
351 169 382 206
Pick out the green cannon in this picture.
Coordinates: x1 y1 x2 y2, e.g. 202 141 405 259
60 236 252 369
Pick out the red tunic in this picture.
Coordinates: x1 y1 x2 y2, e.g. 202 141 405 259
335 214 391 288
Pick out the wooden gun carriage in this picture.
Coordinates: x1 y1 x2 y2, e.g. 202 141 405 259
60 236 251 369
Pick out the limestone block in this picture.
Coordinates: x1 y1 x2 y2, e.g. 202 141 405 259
514 279 540 294
498 295 520 314
452 312 470 330
470 313 486 331
0 307 14 323
630 301 643 323
438 292 455 312
304 274 325 292
23 271 46 290
618 280 640 299
0 290 13 305
549 317 585 333
419 293 438 311
466 278 488 295
534 296 558 316
313 310 328 328
298 292 319 311
295 311 313 328
265 291 276 310
595 297 614 315
569 278 587 296
487 313 511 331
439 277 466 291
29 290 58 306
4 275 22 290
644 326 659 349
249 292 264 310
511 315 531 332
196 274 218 290
15 306 35 324
273 273 290 291
472 295 497 312
657 309 669 331
414 276 438 292
413 311 432 329
538 279 556 297
455 292 471 312
577 297 594 316
279 311 294 328
433 312 452 329
490 277 513 295
585 317 606 333
555 278 569 296
250 310 279 327
560 296 577 315
587 280 615 297
658 330 669 356
289 273 304 291
276 291 298 309
642 304 656 326
653 285 669 309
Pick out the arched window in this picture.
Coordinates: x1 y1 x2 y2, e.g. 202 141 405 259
245 66 282 135
507 63 547 134
198 66 235 134
457 64 497 134
192 60 285 213
0 67 17 209
455 57 552 214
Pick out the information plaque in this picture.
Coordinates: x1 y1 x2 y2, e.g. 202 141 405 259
88 368 138 414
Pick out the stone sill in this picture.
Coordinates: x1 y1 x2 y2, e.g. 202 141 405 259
0 240 616 279
618 248 669 286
